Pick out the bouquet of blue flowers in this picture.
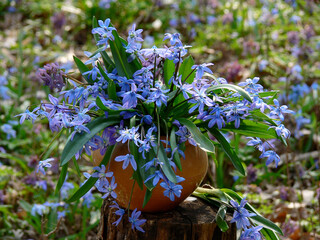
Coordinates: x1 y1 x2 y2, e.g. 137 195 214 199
18 17 291 238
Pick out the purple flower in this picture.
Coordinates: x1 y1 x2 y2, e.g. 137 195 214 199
272 124 291 138
115 154 137 170
92 18 116 46
270 99 295 121
31 204 48 216
144 170 164 186
36 63 65 92
246 137 265 152
238 77 263 93
129 208 146 232
116 126 140 145
260 150 280 167
160 181 183 201
92 165 114 185
147 84 169 107
230 198 256 229
0 124 16 140
204 106 225 129
175 125 197 146
37 158 55 175
119 84 145 109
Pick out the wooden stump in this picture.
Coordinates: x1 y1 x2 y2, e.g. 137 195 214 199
97 196 237 240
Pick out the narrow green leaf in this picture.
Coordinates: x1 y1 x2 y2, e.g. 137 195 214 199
73 158 81 177
206 128 245 176
216 205 229 232
55 162 68 194
170 127 182 171
179 55 195 84
142 189 152 208
89 46 106 58
96 63 118 101
67 145 116 203
177 118 215 153
60 116 120 166
73 56 93 84
152 142 177 183
19 200 33 212
206 84 252 103
164 59 175 87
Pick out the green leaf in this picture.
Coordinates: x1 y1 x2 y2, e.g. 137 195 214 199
179 55 195 84
19 200 33 212
73 56 93 84
89 46 106 58
142 189 152 208
73 158 81 177
164 59 175 87
221 120 280 140
216 205 229 232
152 141 177 183
60 116 120 166
109 31 140 78
177 118 214 153
67 145 116 203
170 127 182 171
55 162 68 194
206 128 245 176
250 110 278 126
95 64 118 101
206 84 252 103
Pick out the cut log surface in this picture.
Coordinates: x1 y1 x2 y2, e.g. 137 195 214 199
97 196 237 240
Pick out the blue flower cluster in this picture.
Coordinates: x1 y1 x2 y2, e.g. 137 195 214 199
19 18 293 232
230 197 263 239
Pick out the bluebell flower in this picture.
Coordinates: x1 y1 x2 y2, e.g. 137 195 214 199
147 84 169 107
119 84 145 109
240 225 263 240
272 124 291 138
127 23 143 43
160 181 183 201
191 63 214 79
129 208 146 232
99 177 117 199
92 165 114 185
36 180 47 191
258 60 268 71
15 109 38 124
175 125 197 146
144 170 164 186
116 126 140 145
0 124 16 140
57 211 66 219
82 189 94 208
31 204 48 216
188 85 214 114
0 75 10 100
83 66 99 81
92 19 116 46
115 154 137 171
230 198 256 229
163 33 182 46
246 137 265 152
270 99 294 122
37 158 55 175
110 201 125 226
260 150 281 167
238 77 263 93
224 103 249 128
60 181 74 199
251 96 271 113
204 106 225 129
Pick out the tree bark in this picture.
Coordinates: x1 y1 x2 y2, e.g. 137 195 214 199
97 196 237 240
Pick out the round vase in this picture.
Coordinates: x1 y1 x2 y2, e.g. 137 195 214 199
93 142 208 213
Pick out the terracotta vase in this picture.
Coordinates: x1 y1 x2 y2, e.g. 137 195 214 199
93 141 208 213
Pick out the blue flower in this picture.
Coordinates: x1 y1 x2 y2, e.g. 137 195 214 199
160 181 183 201
238 77 263 93
175 125 197 146
163 33 182 46
127 23 143 43
31 204 48 216
99 177 117 199
191 63 213 79
272 124 291 138
239 225 263 240
83 66 99 81
92 165 114 187
230 198 256 229
110 201 125 226
92 19 116 46
246 137 265 152
129 208 146 232
0 124 16 140
37 158 55 175
116 126 140 145
270 99 295 122
144 170 164 186
147 84 169 107
204 106 225 129
60 181 74 199
260 150 281 167
119 84 145 109
115 154 137 171
15 109 38 124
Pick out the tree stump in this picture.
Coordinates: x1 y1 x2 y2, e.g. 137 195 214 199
97 196 237 240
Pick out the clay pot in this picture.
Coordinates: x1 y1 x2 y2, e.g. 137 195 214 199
93 141 208 213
